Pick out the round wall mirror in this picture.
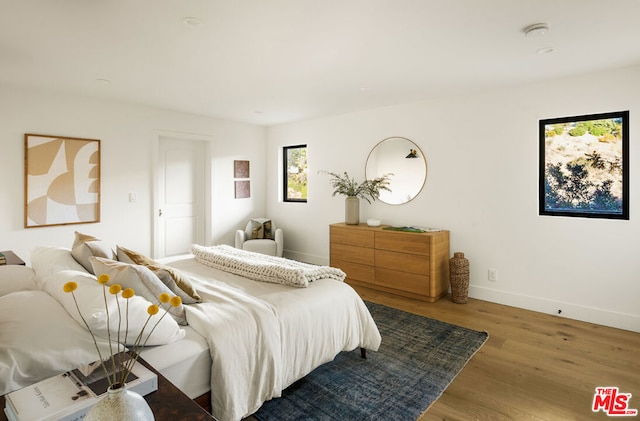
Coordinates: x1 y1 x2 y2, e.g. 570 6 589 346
365 137 427 205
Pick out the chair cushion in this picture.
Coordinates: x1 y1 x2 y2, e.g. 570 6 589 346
242 239 277 256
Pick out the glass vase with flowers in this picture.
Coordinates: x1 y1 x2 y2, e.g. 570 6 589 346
63 274 182 421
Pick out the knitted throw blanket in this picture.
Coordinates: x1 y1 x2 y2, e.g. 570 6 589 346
189 244 346 288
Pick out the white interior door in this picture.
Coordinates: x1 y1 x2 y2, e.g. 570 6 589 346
155 136 207 258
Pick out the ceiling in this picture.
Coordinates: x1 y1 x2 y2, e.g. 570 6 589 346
2 1 639 127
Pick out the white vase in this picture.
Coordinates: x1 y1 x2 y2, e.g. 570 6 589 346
84 384 154 421
345 196 360 225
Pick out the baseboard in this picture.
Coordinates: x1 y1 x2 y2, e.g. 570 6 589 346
469 285 640 333
283 250 329 266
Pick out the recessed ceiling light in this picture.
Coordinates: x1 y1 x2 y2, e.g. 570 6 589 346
523 23 549 38
359 87 369 92
536 47 555 54
183 17 203 27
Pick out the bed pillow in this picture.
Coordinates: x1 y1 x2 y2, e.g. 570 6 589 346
116 245 200 303
71 231 114 273
116 245 155 266
31 246 89 286
0 266 37 296
0 290 118 395
89 257 188 325
41 269 186 346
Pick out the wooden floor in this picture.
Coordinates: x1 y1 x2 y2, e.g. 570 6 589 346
353 285 640 421
245 286 639 420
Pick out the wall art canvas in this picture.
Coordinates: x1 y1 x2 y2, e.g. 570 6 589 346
234 180 250 199
25 134 101 228
539 111 629 220
234 160 250 178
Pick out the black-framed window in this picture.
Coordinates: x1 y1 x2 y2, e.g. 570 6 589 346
283 144 307 202
539 110 629 220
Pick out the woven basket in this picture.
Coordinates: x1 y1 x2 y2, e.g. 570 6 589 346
449 252 469 304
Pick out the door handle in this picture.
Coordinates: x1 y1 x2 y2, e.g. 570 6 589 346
158 209 163 217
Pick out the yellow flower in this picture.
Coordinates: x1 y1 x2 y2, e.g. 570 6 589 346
63 281 78 293
62 272 188 388
170 296 182 308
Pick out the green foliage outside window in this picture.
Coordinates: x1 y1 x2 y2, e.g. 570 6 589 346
284 145 307 202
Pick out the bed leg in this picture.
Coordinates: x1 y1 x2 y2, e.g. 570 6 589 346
360 347 367 359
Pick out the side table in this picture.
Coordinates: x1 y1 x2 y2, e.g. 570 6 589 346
0 358 216 421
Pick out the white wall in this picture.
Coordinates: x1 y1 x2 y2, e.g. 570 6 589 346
0 86 266 263
266 65 640 333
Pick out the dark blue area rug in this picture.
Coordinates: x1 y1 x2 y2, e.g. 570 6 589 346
253 301 489 421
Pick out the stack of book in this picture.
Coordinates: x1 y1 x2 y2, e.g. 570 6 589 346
4 355 157 421
0 252 6 265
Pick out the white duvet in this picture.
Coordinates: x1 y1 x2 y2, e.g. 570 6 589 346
165 255 382 421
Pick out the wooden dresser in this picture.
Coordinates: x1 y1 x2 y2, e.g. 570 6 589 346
330 223 450 302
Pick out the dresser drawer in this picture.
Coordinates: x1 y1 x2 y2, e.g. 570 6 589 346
331 259 375 283
375 268 429 296
375 249 428 275
331 226 374 248
375 231 430 255
331 243 374 265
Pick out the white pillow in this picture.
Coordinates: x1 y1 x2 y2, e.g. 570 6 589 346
0 290 119 395
30 246 88 286
40 270 186 346
0 266 37 296
71 231 114 273
89 257 187 325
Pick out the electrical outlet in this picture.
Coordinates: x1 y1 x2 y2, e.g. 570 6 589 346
488 269 498 282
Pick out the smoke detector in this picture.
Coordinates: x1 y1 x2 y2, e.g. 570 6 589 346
524 23 549 38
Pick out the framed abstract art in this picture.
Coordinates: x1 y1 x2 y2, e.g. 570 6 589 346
24 134 101 228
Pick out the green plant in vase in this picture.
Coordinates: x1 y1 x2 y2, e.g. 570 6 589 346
320 171 392 225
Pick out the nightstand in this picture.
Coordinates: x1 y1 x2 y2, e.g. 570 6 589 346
0 251 25 266
0 357 216 421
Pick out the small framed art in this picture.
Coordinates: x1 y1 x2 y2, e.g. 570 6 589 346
234 160 250 178
234 180 250 199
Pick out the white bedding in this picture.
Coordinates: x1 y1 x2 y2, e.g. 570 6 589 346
138 325 210 399
0 257 210 399
163 254 382 421
3 245 381 421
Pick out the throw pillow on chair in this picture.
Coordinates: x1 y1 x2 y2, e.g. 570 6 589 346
250 219 272 239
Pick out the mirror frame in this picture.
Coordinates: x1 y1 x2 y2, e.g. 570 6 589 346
365 136 427 205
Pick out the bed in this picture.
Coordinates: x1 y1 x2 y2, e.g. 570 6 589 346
0 238 381 421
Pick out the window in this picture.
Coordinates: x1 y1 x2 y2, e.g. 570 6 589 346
283 144 307 202
539 110 629 220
